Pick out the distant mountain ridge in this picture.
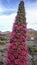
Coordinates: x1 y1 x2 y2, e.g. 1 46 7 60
27 28 37 40
28 28 37 32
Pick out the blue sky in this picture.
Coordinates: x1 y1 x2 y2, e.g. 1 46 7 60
0 0 37 31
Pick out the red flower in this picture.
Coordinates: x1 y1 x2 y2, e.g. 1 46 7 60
8 53 14 60
15 59 19 64
18 22 20 25
5 60 11 65
24 62 28 65
13 52 18 58
14 25 17 28
17 48 21 54
22 24 26 27
22 42 26 46
8 44 17 52
23 56 28 60
19 45 25 50
18 55 23 60
17 27 20 30
18 61 23 65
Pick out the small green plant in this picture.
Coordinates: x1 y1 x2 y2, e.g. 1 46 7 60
0 62 4 65
0 40 5 45
0 36 8 41
28 45 37 53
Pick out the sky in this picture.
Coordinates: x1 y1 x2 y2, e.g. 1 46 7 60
0 0 37 32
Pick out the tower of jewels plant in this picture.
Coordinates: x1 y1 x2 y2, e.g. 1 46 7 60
6 0 28 65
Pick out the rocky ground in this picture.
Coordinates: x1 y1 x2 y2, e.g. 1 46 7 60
27 40 37 65
0 43 9 65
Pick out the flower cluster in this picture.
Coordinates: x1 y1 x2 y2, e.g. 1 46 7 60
6 1 28 65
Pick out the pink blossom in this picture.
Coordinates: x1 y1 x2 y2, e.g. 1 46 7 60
15 59 19 64
8 53 14 60
18 45 25 51
23 28 27 32
18 55 24 60
17 27 20 30
18 61 23 65
24 62 28 65
23 56 28 60
17 48 21 54
18 22 20 25
22 24 26 27
6 60 11 65
14 25 17 28
13 52 18 58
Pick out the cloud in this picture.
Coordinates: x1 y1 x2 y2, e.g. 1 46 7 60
0 13 16 31
0 8 16 15
25 0 37 30
26 7 37 30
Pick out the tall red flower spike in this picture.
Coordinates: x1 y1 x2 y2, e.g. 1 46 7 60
5 0 28 65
